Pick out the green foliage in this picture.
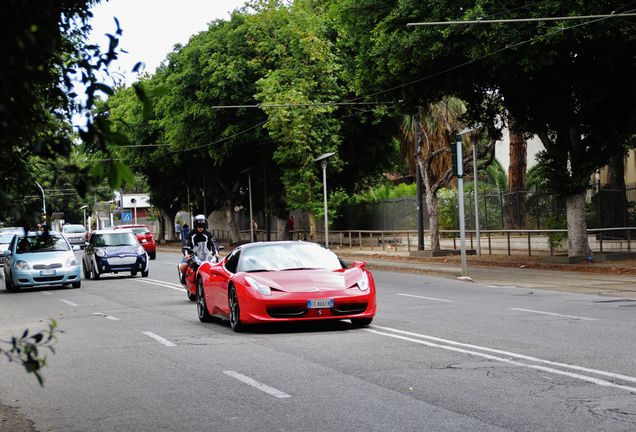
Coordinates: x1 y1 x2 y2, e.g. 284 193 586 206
350 182 416 204
0 320 59 386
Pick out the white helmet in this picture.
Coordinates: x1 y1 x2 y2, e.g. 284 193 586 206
193 214 207 229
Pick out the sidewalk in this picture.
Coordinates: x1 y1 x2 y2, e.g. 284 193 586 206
157 242 636 299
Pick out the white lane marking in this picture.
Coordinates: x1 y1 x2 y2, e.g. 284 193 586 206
144 278 184 288
368 325 636 389
510 308 598 321
93 312 120 321
60 299 79 307
42 291 53 296
142 331 176 347
398 293 453 302
223 371 291 399
138 278 186 292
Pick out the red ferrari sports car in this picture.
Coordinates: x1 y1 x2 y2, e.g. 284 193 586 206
194 241 376 331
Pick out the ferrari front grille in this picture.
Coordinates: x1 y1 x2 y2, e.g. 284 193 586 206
331 302 368 315
266 305 307 318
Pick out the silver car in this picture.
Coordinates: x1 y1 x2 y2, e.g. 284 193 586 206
61 224 87 249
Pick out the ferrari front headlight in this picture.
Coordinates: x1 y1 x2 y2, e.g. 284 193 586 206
245 276 272 296
357 271 370 291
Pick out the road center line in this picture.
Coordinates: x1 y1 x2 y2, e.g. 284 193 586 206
223 371 291 399
142 331 176 347
398 293 453 302
93 312 120 321
59 299 79 307
138 279 186 292
368 325 636 388
510 308 598 321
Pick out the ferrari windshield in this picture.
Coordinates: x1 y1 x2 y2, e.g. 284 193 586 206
237 242 343 272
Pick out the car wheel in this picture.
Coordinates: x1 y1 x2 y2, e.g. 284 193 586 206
149 252 156 260
5 271 17 291
141 270 149 278
228 285 243 332
196 277 213 322
71 280 81 289
350 317 373 327
91 265 100 280
130 270 138 277
82 263 90 279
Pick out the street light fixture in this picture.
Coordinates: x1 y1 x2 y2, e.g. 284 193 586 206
314 152 336 248
35 182 46 225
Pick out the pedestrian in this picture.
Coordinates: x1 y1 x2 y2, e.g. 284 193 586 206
175 221 181 240
286 215 295 240
252 218 258 241
181 223 189 245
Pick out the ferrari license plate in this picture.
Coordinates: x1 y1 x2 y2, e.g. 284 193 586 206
40 269 56 276
307 298 334 309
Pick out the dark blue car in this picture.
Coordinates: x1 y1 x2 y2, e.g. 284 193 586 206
82 229 149 279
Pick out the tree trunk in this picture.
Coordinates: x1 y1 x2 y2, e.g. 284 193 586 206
566 191 591 257
308 212 316 241
224 206 240 243
506 119 527 228
425 188 440 251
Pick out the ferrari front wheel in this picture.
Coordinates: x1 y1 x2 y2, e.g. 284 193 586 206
196 277 213 322
228 285 243 332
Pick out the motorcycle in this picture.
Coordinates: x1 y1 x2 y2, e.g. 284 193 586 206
178 245 222 302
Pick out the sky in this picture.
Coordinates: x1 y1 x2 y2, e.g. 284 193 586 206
88 0 247 86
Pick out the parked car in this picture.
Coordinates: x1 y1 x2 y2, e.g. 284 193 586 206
0 232 17 265
3 231 81 291
193 241 376 331
83 229 149 279
61 224 87 249
113 224 156 259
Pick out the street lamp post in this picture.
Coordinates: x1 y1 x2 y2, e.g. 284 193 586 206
241 167 255 242
131 198 137 224
314 152 335 248
80 205 88 231
35 182 46 225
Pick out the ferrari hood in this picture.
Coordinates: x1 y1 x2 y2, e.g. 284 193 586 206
245 268 364 293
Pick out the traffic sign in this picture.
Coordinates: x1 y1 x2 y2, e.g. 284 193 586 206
122 211 132 222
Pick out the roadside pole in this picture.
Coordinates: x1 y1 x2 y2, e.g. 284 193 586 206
453 134 467 277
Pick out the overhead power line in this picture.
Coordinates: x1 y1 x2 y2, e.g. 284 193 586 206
406 12 636 26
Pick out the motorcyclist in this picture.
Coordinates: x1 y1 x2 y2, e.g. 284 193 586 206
179 214 219 284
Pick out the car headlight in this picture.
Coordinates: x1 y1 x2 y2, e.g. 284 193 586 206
15 260 30 270
95 249 106 257
65 256 78 267
357 271 370 291
137 246 145 255
245 276 271 296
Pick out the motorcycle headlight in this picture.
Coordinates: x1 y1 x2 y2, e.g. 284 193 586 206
65 256 78 267
95 249 106 257
357 271 370 291
245 276 271 296
15 260 30 270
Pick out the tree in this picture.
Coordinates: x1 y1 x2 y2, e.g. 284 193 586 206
506 116 527 229
331 0 636 257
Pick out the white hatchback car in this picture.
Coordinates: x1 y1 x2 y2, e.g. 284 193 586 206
61 224 87 249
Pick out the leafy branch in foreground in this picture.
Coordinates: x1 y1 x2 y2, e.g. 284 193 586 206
0 320 59 386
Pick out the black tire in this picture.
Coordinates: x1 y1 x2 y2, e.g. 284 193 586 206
82 262 90 279
196 277 213 322
351 317 373 327
130 270 138 277
141 270 149 278
149 251 156 260
71 280 81 289
5 272 18 291
228 285 243 332
187 290 196 301
91 265 100 280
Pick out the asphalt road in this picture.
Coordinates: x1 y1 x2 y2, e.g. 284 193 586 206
1 250 635 431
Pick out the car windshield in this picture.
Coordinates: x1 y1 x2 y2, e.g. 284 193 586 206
16 235 70 253
237 243 343 273
63 225 86 234
130 227 150 235
95 233 137 247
